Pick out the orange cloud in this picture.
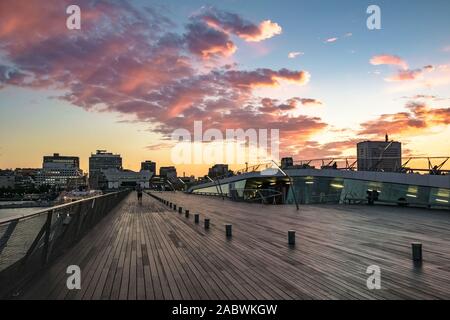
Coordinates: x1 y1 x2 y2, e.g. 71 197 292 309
239 20 282 42
199 8 282 43
359 102 450 136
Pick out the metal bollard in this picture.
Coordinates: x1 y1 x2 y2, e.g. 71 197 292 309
194 214 199 224
288 230 296 245
225 224 232 237
178 207 182 213
411 242 422 261
173 204 177 211
185 210 189 218
204 219 210 229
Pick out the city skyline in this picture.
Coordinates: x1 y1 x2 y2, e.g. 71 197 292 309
1 0 450 176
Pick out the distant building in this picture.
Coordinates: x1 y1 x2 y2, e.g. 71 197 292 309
0 170 15 189
141 160 156 174
281 157 294 169
89 150 122 189
36 153 85 189
100 168 151 190
43 153 79 170
14 168 39 189
357 135 402 172
208 164 229 178
160 166 177 180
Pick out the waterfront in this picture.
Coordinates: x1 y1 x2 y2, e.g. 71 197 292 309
0 206 48 221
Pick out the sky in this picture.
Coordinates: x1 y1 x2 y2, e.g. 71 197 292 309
0 0 450 176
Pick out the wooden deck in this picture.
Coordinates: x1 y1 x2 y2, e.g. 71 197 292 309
20 192 450 299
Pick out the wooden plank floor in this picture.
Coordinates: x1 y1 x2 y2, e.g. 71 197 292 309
20 191 450 299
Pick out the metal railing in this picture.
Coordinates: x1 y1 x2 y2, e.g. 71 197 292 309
292 156 450 173
0 190 129 298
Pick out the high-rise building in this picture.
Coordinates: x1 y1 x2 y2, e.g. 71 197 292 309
43 153 79 170
89 150 122 189
208 164 229 178
141 160 156 174
357 135 402 172
159 166 177 180
36 153 85 189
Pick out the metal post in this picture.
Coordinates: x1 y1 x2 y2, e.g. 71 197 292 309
42 210 53 266
204 219 210 229
185 210 189 218
173 204 177 211
271 160 299 211
412 242 422 261
194 214 199 224
178 207 182 213
288 230 296 245
225 224 232 237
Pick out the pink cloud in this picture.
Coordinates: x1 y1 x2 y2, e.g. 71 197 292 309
385 69 423 82
0 0 323 156
370 54 408 70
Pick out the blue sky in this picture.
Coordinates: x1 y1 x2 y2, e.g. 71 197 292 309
1 0 449 175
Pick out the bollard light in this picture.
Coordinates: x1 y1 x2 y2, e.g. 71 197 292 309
225 224 232 237
411 242 422 262
288 230 296 246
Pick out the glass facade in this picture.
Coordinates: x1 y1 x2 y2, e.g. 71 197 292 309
286 176 450 209
191 175 450 209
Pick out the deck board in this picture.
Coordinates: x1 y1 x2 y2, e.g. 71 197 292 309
19 191 450 300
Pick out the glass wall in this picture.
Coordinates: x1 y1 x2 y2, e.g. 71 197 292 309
286 176 450 209
191 175 450 209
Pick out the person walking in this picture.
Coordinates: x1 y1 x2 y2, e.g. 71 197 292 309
136 184 143 205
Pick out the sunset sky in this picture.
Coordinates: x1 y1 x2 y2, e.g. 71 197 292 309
1 0 450 176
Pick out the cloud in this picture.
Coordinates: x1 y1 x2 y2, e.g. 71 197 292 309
288 51 304 59
0 0 322 157
401 94 437 100
370 54 408 70
198 7 282 42
281 139 361 159
324 37 338 43
185 21 237 58
359 101 450 136
385 69 423 82
296 98 322 106
384 65 436 82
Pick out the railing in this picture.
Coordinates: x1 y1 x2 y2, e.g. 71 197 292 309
292 156 450 173
0 190 129 298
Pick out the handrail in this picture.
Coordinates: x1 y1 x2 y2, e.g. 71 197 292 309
0 192 118 225
0 189 130 298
